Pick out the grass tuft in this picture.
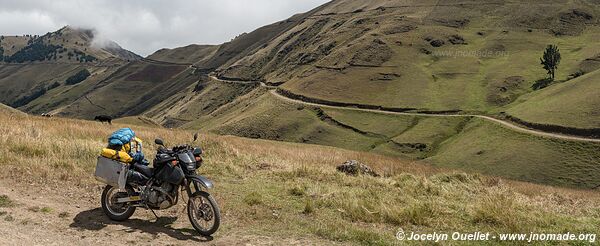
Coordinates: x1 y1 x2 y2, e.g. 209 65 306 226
0 195 14 207
58 212 69 218
243 192 263 206
4 215 14 222
303 199 315 215
289 185 306 197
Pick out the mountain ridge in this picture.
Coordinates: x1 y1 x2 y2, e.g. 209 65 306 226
1 26 141 63
1 0 600 188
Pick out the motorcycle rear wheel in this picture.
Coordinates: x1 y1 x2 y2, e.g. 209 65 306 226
101 185 136 221
187 191 220 236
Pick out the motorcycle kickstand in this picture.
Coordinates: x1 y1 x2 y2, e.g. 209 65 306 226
150 208 159 221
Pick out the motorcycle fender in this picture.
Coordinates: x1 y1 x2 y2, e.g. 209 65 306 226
187 175 214 190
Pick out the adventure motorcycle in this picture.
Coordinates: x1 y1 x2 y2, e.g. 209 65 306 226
96 134 220 236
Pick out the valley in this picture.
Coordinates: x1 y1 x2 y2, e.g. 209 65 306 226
1 0 600 244
1 0 599 190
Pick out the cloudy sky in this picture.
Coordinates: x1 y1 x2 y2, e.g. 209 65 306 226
0 0 329 56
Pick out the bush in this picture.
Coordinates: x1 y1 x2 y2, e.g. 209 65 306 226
80 55 97 62
568 70 585 79
48 82 61 90
65 69 91 85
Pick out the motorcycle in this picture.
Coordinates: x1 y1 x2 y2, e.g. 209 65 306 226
97 133 220 236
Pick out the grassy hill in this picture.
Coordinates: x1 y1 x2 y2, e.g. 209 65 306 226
216 0 600 113
1 110 599 245
505 69 600 129
180 89 600 188
0 103 24 115
0 26 141 114
1 26 140 62
4 1 599 124
147 45 218 65
0 0 599 192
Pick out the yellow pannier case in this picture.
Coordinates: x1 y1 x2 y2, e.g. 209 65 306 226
100 148 133 163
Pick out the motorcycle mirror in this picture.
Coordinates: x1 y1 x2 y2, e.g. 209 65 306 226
193 133 198 142
155 138 165 146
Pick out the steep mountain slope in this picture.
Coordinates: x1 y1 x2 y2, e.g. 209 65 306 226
1 1 599 189
1 26 140 63
60 63 198 119
0 26 141 114
1 9 331 120
216 0 600 112
147 44 217 65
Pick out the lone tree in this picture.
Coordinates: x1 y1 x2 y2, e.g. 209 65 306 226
540 45 561 80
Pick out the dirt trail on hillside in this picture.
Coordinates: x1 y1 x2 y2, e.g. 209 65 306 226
0 180 332 246
208 75 600 143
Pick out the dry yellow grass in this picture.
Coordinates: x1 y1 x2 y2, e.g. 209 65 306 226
1 111 599 245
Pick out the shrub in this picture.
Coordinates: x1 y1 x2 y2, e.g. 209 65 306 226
65 69 91 85
48 81 61 90
568 70 585 79
532 78 553 90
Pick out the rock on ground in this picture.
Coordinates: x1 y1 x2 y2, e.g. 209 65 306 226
336 160 379 177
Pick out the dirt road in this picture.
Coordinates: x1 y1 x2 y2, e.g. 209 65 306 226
208 75 600 143
0 180 332 246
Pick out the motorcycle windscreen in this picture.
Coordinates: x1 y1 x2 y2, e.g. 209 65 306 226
178 153 194 164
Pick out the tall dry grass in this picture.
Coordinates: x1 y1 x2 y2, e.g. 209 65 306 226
1 111 599 245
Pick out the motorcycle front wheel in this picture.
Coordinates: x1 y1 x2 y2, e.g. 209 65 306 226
187 191 220 236
101 185 136 221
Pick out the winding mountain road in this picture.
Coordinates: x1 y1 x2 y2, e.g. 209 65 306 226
208 75 600 143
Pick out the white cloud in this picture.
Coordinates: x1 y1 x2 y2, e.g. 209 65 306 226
0 0 330 56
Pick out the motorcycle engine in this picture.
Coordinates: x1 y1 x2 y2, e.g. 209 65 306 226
143 182 177 209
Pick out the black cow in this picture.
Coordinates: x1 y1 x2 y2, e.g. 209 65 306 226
94 115 113 124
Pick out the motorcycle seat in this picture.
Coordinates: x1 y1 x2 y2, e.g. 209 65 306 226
133 163 154 178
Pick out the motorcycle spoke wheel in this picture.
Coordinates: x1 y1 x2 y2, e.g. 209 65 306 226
106 188 130 215
101 185 136 221
187 192 220 236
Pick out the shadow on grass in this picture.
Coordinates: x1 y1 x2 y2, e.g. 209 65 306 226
69 208 212 242
531 78 554 90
